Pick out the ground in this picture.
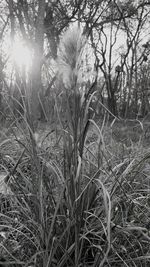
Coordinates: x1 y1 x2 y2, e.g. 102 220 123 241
0 117 150 266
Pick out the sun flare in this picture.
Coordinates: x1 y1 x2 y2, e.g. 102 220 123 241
11 38 32 71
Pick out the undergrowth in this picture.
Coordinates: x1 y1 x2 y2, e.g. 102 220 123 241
0 26 150 267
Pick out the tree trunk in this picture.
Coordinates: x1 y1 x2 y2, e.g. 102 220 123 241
106 77 117 116
29 0 46 130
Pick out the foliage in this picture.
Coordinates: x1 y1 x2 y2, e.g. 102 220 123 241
0 0 150 120
0 25 150 267
0 1 150 266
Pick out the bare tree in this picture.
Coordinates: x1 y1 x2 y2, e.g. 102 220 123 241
3 0 150 123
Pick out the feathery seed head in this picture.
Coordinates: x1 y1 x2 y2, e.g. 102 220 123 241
57 26 87 89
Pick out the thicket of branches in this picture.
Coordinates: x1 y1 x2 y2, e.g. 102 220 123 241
0 0 150 124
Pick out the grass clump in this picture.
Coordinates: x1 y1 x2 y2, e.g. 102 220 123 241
0 26 150 267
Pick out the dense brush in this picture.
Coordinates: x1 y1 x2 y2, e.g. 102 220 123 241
0 26 150 267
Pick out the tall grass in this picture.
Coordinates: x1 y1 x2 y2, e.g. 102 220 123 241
0 26 150 267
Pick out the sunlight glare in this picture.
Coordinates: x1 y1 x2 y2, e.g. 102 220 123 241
11 38 32 71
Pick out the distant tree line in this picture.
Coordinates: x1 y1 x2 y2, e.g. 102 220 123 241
0 0 150 126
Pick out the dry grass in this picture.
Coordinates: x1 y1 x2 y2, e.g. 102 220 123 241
0 118 150 266
0 26 150 266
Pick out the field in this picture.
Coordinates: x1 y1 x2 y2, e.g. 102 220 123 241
0 114 150 266
0 1 150 266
